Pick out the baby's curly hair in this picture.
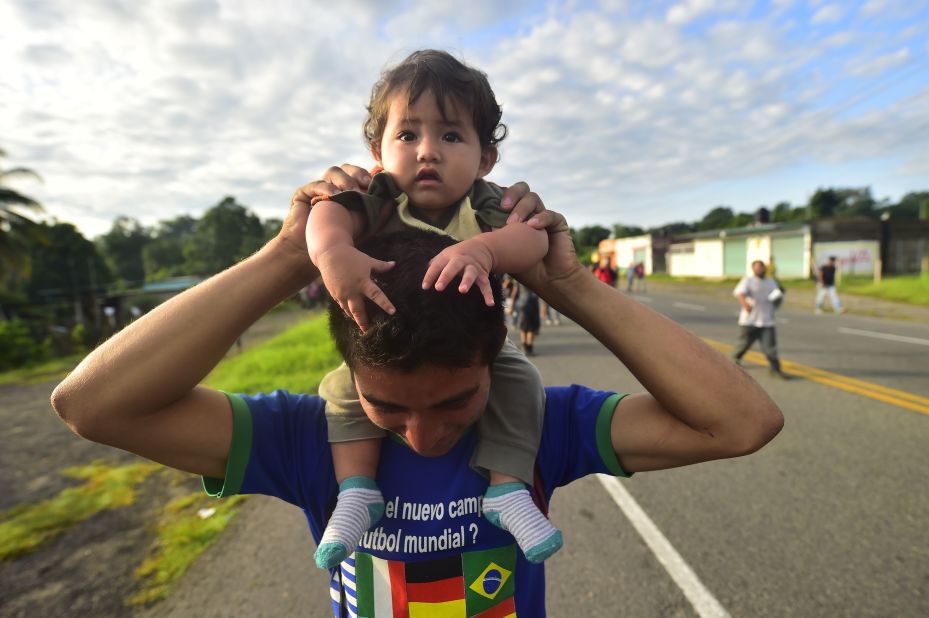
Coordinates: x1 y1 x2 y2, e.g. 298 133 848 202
363 49 508 155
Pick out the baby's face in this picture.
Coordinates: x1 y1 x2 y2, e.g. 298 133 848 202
374 90 494 211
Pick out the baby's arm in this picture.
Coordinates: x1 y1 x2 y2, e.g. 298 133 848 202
422 223 548 306
306 200 395 330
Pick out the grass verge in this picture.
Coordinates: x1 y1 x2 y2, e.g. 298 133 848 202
205 312 341 394
0 353 84 386
129 491 248 605
841 274 929 305
0 460 160 561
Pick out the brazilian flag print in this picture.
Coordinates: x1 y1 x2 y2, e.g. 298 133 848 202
347 545 517 617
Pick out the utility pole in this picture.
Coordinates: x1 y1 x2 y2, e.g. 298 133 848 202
68 257 83 324
87 257 100 334
922 200 929 277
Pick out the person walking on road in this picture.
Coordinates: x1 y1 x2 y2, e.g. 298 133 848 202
815 256 845 314
511 282 541 355
733 260 789 379
594 257 617 287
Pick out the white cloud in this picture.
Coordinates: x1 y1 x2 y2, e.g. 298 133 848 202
811 3 843 24
847 48 910 76
666 0 733 25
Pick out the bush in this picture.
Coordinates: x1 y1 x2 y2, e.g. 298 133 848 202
70 323 88 353
0 319 51 371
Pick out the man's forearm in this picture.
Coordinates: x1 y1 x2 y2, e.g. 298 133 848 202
532 269 780 443
52 238 317 434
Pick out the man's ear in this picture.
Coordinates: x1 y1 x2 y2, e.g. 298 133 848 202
477 146 497 179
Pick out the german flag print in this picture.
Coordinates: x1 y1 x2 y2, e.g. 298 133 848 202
347 546 517 617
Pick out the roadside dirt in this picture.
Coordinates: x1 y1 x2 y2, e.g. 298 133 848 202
0 306 312 618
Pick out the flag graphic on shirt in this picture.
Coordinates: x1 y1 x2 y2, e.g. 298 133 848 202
343 545 517 617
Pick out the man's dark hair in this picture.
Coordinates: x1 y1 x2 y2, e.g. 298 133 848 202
363 49 508 154
328 230 506 371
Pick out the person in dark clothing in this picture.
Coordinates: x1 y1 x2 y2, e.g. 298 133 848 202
512 283 541 355
815 256 845 314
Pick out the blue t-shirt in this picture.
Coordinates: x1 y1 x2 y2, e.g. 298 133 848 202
203 385 629 617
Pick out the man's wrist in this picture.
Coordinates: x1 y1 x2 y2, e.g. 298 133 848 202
532 266 598 315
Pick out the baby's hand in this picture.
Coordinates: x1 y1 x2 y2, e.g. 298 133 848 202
317 245 395 331
422 239 495 306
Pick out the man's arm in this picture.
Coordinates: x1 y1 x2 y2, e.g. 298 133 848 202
517 212 783 473
51 200 319 479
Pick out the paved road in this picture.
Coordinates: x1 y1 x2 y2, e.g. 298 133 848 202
542 291 929 617
148 290 929 617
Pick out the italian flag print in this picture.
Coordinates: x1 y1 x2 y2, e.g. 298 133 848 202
344 545 517 617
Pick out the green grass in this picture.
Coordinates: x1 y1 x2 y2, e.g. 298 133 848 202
128 491 248 606
0 353 84 386
205 312 342 394
841 274 929 305
0 460 160 561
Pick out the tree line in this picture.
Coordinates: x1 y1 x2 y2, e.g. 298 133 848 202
1 148 285 367
2 145 927 367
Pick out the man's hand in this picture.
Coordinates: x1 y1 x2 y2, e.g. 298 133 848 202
422 238 496 306
292 164 372 206
285 163 374 286
494 181 578 282
499 182 545 225
317 244 395 331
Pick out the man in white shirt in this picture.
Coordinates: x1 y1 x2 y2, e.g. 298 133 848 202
732 260 788 379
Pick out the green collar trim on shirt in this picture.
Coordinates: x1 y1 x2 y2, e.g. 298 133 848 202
595 392 632 477
201 392 253 497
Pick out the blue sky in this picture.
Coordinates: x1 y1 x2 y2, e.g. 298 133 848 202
1 0 927 238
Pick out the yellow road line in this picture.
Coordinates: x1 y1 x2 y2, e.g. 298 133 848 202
703 338 929 417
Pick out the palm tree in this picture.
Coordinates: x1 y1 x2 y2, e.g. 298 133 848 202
1 147 46 284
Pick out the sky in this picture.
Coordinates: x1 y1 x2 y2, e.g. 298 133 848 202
2 0 928 238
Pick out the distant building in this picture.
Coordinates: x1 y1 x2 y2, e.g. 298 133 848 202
664 217 927 279
667 222 811 279
597 234 670 275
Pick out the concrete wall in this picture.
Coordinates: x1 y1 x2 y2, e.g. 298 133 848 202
598 235 656 275
668 239 724 277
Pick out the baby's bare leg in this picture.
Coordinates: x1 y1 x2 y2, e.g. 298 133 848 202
333 438 381 482
316 437 385 569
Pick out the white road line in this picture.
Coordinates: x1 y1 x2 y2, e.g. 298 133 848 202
634 295 654 303
598 475 730 618
673 301 707 311
838 326 929 347
777 317 790 324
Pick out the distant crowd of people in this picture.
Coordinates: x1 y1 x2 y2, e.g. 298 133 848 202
588 257 646 293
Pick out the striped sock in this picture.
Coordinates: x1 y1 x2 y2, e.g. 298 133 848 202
482 482 563 563
314 476 384 569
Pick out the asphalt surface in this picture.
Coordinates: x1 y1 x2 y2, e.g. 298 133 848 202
146 289 929 617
